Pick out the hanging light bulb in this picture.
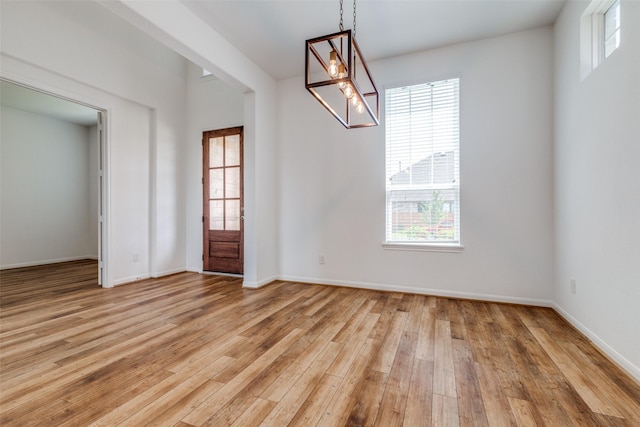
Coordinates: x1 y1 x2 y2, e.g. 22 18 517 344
343 84 354 99
337 64 346 89
328 50 338 78
351 95 359 106
356 102 365 114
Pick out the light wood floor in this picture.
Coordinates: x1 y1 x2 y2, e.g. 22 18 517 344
1 261 639 426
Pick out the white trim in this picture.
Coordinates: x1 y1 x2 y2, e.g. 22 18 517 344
553 303 640 383
201 271 243 278
112 268 188 285
0 256 98 270
277 275 553 307
152 267 186 278
148 108 158 279
243 275 277 289
112 274 151 287
383 242 464 253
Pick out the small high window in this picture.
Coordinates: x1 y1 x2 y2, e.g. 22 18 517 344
580 0 622 80
604 0 621 58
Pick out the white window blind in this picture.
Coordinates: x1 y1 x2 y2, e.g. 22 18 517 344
385 78 460 244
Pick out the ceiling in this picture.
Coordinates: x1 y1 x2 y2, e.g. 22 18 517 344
183 0 567 80
0 1 566 123
1 80 99 127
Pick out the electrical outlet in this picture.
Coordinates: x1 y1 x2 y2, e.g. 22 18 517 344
319 254 325 265
570 278 576 294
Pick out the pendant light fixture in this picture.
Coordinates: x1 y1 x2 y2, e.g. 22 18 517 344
305 0 380 128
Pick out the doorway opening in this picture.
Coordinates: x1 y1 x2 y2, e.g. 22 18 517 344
0 79 109 286
202 127 244 274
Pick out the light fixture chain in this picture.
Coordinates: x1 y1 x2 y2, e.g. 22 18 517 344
353 0 356 39
339 0 344 31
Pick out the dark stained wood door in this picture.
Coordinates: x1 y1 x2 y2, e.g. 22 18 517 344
203 127 243 274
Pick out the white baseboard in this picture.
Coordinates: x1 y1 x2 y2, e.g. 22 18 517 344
243 275 277 289
201 271 243 279
109 269 184 288
152 267 186 278
553 303 640 383
112 274 151 287
0 256 97 270
277 275 554 307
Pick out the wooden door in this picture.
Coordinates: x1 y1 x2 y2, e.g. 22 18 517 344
203 127 243 274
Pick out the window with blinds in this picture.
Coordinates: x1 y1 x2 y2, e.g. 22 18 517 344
385 78 460 245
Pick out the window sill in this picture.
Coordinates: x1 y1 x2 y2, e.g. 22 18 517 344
382 242 464 253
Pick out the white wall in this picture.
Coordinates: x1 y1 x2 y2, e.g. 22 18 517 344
553 0 640 379
0 107 95 268
0 1 187 285
185 63 244 272
278 27 554 304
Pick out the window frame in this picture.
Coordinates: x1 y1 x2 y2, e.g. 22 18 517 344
580 0 621 80
383 77 463 253
603 0 621 59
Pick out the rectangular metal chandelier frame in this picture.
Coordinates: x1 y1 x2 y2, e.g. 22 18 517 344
305 30 380 129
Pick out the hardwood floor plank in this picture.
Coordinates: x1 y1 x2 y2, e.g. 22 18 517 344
1 261 639 426
485 304 530 400
56 368 175 426
529 327 624 418
404 358 434 427
370 310 408 374
373 329 418 427
88 356 233 426
230 398 277 427
432 394 460 427
287 373 343 426
415 300 436 361
212 304 309 382
260 320 345 402
433 319 457 397
474 362 518 427
316 338 380 426
331 298 377 344
181 328 305 425
566 342 640 421
492 311 573 425
123 378 224 427
507 397 538 427
326 312 380 378
345 369 388 426
258 341 341 426
452 338 489 427
0 322 178 414
535 372 601 426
